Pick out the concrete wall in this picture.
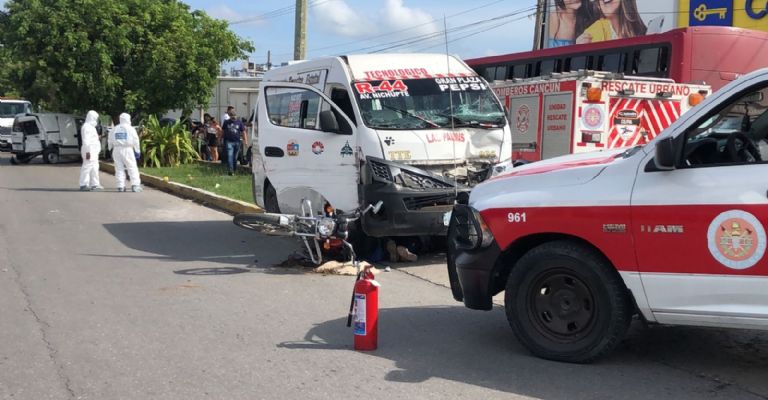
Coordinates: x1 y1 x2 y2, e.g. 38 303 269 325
164 76 262 123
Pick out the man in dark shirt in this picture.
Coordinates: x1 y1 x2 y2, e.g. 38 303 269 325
220 109 248 175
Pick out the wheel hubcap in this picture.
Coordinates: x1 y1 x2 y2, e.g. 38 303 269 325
529 271 595 340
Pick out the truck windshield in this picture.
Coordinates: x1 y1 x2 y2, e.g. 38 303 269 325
353 77 505 130
0 103 29 118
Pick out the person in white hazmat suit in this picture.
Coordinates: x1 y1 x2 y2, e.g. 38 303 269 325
108 113 142 192
78 110 103 191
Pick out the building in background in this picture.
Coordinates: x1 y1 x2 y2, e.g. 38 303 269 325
165 61 268 123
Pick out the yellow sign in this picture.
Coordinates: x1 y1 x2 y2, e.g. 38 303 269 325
679 0 768 32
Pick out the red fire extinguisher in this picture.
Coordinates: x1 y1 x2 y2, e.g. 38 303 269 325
347 267 380 351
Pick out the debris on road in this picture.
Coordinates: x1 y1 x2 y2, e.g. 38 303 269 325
314 260 380 276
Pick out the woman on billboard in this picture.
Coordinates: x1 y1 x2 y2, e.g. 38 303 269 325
576 0 647 44
548 0 598 47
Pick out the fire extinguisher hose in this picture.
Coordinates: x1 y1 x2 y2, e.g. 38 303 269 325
346 271 363 327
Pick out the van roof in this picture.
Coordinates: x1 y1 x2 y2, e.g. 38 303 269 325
0 97 30 103
265 53 476 82
345 53 475 81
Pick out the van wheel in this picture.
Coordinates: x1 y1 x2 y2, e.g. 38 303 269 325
43 148 59 164
504 241 632 363
264 182 280 213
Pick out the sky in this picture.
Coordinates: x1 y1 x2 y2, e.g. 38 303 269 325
183 0 539 69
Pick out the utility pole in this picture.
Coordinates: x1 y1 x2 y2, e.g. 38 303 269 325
294 0 307 60
532 0 547 50
267 50 272 70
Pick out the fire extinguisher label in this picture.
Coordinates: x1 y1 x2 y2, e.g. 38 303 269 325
354 293 366 335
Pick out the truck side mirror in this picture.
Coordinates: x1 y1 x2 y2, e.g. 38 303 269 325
654 137 676 170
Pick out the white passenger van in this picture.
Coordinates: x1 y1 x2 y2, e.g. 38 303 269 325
252 53 511 238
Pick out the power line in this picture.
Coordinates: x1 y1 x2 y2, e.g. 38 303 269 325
304 0 516 55
364 6 538 54
413 13 534 53
228 0 332 25
250 0 533 61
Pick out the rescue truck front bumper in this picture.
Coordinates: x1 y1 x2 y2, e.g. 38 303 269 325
361 157 470 237
447 204 500 311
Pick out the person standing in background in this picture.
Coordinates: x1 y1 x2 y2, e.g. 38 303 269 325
108 113 142 192
220 106 234 165
204 113 222 162
78 110 103 191
221 105 234 124
221 108 248 176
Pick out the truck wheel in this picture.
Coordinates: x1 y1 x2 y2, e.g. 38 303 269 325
504 241 632 363
13 154 32 164
43 148 59 164
264 182 280 213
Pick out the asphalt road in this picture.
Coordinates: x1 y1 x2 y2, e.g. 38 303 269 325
1 153 768 400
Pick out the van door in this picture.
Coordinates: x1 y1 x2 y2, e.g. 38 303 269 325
17 116 43 153
259 82 359 215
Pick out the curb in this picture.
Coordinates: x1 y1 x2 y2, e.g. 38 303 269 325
99 161 263 215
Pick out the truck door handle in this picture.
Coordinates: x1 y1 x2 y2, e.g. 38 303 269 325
264 146 284 157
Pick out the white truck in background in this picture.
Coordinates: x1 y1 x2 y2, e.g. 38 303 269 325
0 98 32 151
251 53 511 240
10 113 106 164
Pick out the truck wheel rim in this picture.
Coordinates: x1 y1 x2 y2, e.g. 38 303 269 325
527 269 596 341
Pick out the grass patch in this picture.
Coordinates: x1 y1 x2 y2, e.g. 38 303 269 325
141 162 253 203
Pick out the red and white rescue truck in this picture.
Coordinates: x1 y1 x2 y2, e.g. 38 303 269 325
491 71 710 163
448 67 768 363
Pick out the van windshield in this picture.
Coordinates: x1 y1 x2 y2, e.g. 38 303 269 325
0 103 29 118
353 77 505 130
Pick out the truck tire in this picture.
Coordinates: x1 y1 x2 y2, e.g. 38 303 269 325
504 240 632 363
13 154 32 164
43 148 59 164
264 182 280 213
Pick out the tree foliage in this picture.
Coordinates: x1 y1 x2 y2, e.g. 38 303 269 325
0 0 253 118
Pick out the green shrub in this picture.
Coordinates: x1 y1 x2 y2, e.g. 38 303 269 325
140 115 199 167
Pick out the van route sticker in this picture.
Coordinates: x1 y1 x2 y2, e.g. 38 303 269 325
287 140 299 156
340 141 353 157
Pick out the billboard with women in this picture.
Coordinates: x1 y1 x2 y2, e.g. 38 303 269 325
545 0 678 48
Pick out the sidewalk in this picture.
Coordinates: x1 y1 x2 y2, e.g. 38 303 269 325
99 161 263 215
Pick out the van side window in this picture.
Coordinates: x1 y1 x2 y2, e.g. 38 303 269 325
21 120 39 135
330 88 356 125
265 87 322 130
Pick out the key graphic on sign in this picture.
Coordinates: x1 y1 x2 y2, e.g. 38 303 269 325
693 3 727 21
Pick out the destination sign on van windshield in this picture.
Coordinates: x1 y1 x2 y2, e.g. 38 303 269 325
354 76 489 100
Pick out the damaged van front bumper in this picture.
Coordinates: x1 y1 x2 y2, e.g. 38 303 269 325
360 157 471 237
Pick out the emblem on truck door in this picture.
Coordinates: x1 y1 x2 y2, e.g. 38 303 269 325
708 210 766 270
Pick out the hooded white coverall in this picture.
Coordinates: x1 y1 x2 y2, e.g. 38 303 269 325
78 110 101 188
108 113 141 189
